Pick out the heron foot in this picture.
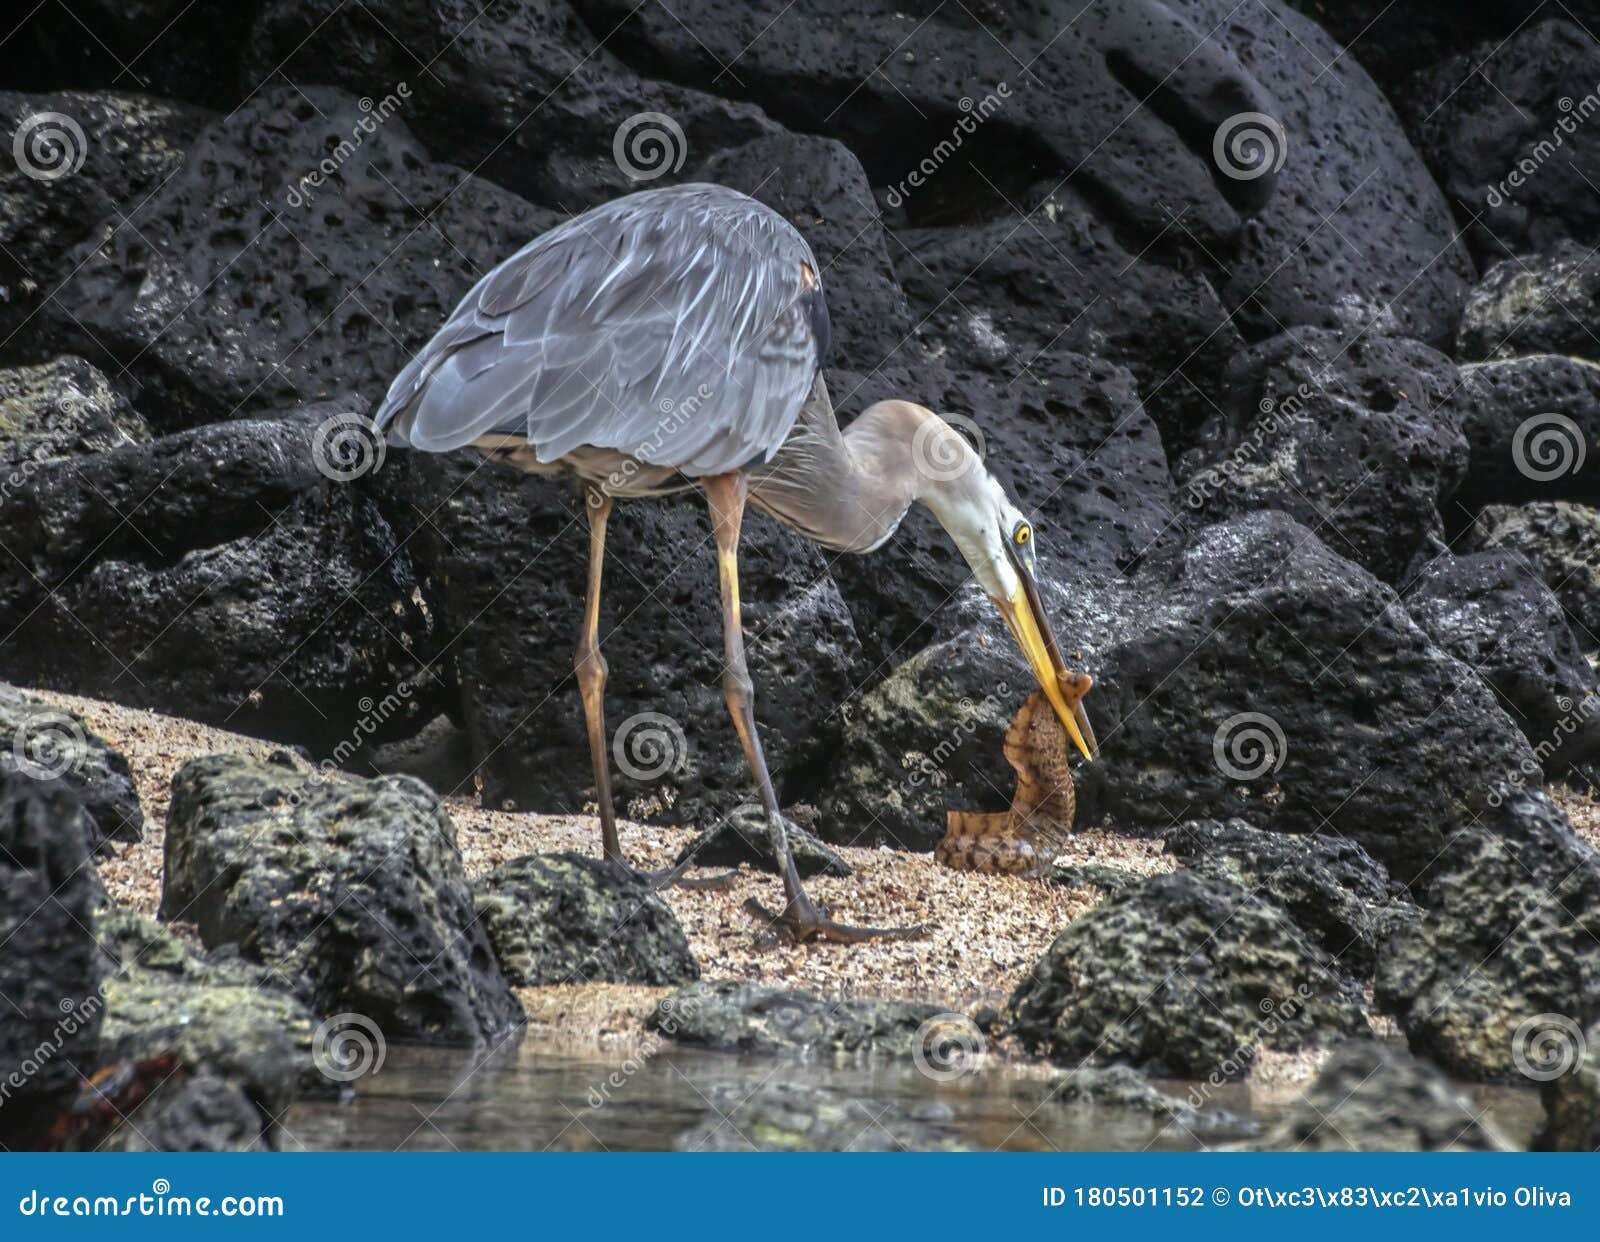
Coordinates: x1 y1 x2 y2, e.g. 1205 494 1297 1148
742 897 933 946
610 856 741 893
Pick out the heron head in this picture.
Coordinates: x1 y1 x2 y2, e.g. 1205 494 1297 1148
912 419 1098 763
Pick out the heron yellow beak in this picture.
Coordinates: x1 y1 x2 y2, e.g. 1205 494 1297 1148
996 574 1099 763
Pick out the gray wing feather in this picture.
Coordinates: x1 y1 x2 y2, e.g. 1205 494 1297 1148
373 184 825 476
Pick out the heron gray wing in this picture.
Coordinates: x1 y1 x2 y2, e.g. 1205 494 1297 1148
373 184 828 477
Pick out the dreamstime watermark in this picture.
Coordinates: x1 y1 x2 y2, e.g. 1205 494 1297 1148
0 991 104 1109
1511 1013 1587 1082
313 411 387 481
1485 690 1600 807
911 1012 986 1081
1512 411 1586 482
1184 984 1316 1110
910 413 986 484
12 111 87 181
586 990 703 1109
1212 712 1287 782
283 84 412 208
906 683 1013 789
613 112 686 182
1486 84 1600 209
1184 382 1318 508
1212 112 1287 181
883 83 1012 208
602 384 716 495
612 712 689 782
10 709 87 782
311 1012 386 1083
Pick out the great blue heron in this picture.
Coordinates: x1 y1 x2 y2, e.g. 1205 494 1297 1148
374 183 1097 944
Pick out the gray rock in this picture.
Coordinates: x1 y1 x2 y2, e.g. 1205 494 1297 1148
95 1069 272 1153
1405 550 1600 776
162 754 523 1045
675 1081 971 1152
1457 241 1600 364
0 683 142 852
1039 1065 1252 1143
1535 1020 1600 1151
1468 502 1600 649
1248 1042 1511 1151
651 979 951 1060
1165 819 1406 978
0 357 150 470
473 852 698 987
1376 792 1600 1079
0 772 103 1149
675 803 850 878
94 906 319 1114
1007 869 1368 1077
1047 862 1143 898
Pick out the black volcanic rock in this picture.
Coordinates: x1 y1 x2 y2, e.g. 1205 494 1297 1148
43 85 556 429
1405 550 1600 778
1376 792 1600 1080
0 409 440 760
1454 354 1600 508
1410 20 1600 263
1467 502 1600 649
0 772 103 1150
1457 241 1600 365
1007 869 1367 1076
1179 327 1468 583
163 754 523 1045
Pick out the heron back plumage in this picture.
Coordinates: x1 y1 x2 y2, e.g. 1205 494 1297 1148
373 183 829 478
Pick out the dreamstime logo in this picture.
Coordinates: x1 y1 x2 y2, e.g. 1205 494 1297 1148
1511 1013 1587 1082
311 1012 386 1083
283 84 411 208
313 412 387 482
613 112 686 182
1212 712 1287 781
13 112 87 181
1212 112 1287 181
11 711 86 781
911 413 985 483
612 712 688 781
911 1012 985 1082
1512 412 1586 481
883 82 1012 208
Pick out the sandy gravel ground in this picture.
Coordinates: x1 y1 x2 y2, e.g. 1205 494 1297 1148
35 688 1171 1012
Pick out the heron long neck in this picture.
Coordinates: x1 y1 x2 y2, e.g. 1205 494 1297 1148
749 395 938 553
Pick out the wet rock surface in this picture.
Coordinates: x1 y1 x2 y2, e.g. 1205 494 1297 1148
1247 1041 1511 1152
651 980 949 1060
0 356 150 469
92 1069 274 1153
163 754 523 1045
473 852 698 987
1376 793 1600 1080
675 803 850 879
1007 869 1368 1077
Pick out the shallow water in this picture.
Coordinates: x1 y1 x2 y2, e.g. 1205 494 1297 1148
280 1039 1542 1152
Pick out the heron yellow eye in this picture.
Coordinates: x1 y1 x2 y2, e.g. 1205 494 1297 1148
1014 524 1031 547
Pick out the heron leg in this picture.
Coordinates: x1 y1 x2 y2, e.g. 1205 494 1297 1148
576 485 624 865
703 474 930 946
